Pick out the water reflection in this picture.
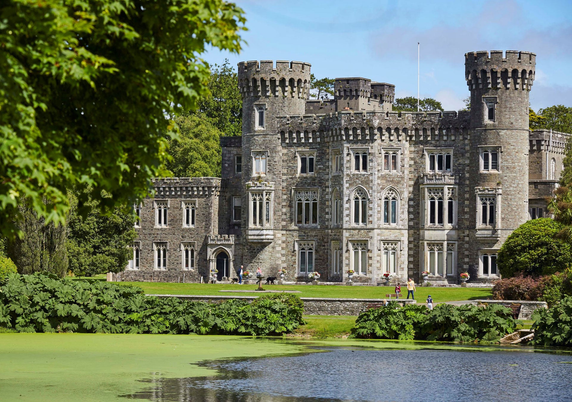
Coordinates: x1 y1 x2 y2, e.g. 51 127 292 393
121 347 572 402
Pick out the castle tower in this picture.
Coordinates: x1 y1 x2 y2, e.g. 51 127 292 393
465 50 535 277
236 60 311 256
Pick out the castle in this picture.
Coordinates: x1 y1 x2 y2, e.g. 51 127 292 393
117 50 569 285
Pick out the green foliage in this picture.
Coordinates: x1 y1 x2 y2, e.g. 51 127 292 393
6 200 68 277
67 192 137 277
0 256 17 281
352 303 519 343
0 274 303 335
529 105 572 133
196 60 243 137
0 0 245 239
537 269 572 306
497 218 572 278
165 115 222 177
393 97 444 112
531 296 572 347
310 75 335 100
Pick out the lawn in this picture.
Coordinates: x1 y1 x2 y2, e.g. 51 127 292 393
118 281 493 303
292 315 357 338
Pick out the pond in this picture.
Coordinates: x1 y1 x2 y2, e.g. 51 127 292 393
125 346 572 402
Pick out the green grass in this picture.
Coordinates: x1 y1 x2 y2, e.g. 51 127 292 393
292 315 357 338
116 281 492 303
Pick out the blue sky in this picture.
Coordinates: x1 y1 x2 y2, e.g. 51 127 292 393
206 0 572 111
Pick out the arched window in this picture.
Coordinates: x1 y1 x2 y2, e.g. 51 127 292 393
353 188 368 225
383 189 399 225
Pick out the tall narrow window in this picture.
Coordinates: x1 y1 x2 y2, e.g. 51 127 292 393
446 244 455 275
481 149 499 172
249 191 272 228
427 243 444 276
182 201 196 228
353 151 368 172
134 204 141 228
332 190 342 225
480 196 496 226
235 155 242 174
232 196 242 221
427 189 444 226
481 253 498 276
353 188 368 225
333 152 342 173
128 243 140 270
154 243 167 270
382 242 398 274
255 106 266 129
550 158 556 180
155 201 168 227
296 190 318 225
299 154 315 174
252 152 267 175
383 189 399 225
351 242 368 275
331 241 342 275
182 244 195 270
382 150 399 172
298 242 315 275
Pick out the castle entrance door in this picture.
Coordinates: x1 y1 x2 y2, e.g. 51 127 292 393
216 252 229 281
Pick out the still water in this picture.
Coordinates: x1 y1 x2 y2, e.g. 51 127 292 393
123 346 572 402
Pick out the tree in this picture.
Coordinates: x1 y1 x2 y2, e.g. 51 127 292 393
310 74 335 100
5 200 69 277
196 60 243 137
497 218 572 278
530 105 572 133
393 97 444 112
67 193 137 277
0 0 246 239
165 115 222 178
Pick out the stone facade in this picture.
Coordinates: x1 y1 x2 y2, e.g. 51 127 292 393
118 50 570 285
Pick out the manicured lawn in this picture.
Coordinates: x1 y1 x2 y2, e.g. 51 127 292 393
118 281 493 303
292 315 357 338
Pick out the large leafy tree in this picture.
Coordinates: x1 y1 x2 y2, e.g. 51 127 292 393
67 193 137 277
497 218 572 278
530 105 572 133
393 96 444 112
0 0 246 239
310 74 335 100
166 115 222 178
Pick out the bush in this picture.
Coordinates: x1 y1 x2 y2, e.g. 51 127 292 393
497 218 572 278
0 256 17 281
0 273 304 335
537 269 572 307
492 274 543 301
531 296 572 347
352 303 519 343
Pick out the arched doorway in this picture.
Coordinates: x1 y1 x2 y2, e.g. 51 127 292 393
216 251 229 281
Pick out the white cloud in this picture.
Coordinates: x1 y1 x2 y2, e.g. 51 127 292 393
435 89 466 111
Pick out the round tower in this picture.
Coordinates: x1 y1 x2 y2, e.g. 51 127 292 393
465 50 536 277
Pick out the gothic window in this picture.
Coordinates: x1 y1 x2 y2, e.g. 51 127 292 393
352 150 368 172
235 155 242 174
298 152 316 174
446 244 455 276
133 204 141 228
426 150 452 173
427 243 444 276
232 196 242 221
383 189 399 225
447 188 456 226
481 148 500 172
481 253 498 276
382 149 400 172
353 188 368 225
250 191 272 227
332 189 342 225
182 201 196 228
382 242 398 274
181 243 195 270
298 241 315 275
331 241 342 275
479 196 496 227
154 242 167 270
127 243 140 270
427 188 444 226
252 152 268 176
351 241 368 275
296 190 318 225
155 201 168 227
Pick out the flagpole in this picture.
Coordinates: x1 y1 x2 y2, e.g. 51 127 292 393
417 42 420 112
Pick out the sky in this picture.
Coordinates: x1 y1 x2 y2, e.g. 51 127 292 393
206 0 572 112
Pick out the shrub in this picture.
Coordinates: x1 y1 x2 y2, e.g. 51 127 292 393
531 296 572 347
537 269 572 306
352 303 519 343
0 274 304 335
497 218 572 278
0 256 17 281
491 274 543 301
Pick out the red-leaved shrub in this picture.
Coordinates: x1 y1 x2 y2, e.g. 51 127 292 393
492 274 543 301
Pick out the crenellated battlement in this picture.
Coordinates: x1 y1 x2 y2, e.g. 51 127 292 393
237 60 312 99
529 130 571 154
275 110 471 144
465 50 536 91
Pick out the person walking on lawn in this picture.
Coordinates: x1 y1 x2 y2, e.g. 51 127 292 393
406 278 416 299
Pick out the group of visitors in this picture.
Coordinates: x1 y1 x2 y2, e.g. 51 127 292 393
392 278 433 310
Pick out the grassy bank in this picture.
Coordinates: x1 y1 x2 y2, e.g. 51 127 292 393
118 281 492 303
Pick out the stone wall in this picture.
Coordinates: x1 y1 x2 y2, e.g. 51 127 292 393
471 300 548 320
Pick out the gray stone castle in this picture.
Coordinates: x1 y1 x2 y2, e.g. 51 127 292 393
117 50 569 285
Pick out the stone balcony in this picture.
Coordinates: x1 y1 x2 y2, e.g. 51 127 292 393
246 228 274 243
421 173 458 185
